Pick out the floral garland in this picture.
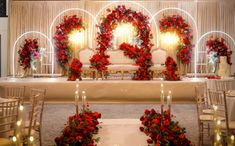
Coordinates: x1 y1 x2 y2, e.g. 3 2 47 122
18 39 40 71
55 108 101 146
68 58 83 81
140 109 192 146
163 56 180 81
159 15 193 65
54 15 85 71
206 36 232 65
90 5 153 80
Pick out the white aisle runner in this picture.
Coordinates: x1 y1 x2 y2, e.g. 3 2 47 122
97 119 148 146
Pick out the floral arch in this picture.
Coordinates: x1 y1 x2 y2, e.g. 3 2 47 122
90 5 153 80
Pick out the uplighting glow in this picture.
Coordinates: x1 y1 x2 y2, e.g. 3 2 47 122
114 23 135 37
160 32 180 49
68 29 85 46
113 23 136 46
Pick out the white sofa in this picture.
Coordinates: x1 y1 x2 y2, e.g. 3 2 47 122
107 50 138 79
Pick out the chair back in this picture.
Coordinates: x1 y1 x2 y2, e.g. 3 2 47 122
195 83 209 109
0 100 20 135
216 80 234 92
5 86 25 102
208 90 229 135
27 89 46 136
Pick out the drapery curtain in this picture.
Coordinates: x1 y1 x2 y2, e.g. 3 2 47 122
8 0 235 76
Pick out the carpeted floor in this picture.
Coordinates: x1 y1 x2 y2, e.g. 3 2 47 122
35 103 200 146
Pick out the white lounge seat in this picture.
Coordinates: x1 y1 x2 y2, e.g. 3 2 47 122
107 50 138 79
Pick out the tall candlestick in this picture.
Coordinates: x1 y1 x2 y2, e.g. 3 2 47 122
82 91 86 111
160 90 164 114
160 83 164 91
75 90 79 115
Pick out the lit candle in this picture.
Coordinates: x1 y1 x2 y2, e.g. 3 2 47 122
168 90 172 105
167 96 171 106
82 91 86 110
161 90 164 106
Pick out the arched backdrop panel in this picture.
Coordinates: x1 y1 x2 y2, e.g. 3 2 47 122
8 0 235 76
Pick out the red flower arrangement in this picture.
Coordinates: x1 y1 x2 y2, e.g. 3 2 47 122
55 108 101 146
163 56 180 81
159 15 193 65
90 54 110 72
68 58 83 81
140 109 192 146
18 39 40 70
90 5 153 80
54 15 85 71
206 36 232 65
120 43 153 80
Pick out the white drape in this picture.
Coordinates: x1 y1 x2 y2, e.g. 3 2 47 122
8 0 235 75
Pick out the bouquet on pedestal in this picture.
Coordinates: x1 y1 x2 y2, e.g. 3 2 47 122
206 36 232 65
18 39 40 73
68 58 83 81
163 56 180 81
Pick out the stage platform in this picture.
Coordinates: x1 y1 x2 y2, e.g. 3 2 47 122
0 77 204 102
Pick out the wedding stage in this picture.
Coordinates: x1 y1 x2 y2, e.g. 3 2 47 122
0 77 204 102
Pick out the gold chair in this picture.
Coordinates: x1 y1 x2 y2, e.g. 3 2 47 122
195 84 214 146
4 86 25 102
215 80 233 92
208 90 235 144
0 100 20 146
24 88 46 146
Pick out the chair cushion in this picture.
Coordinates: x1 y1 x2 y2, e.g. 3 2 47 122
107 50 135 64
107 65 138 71
0 138 11 146
199 114 214 121
24 121 40 128
202 109 214 114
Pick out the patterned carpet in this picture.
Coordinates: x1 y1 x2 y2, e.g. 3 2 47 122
34 103 200 146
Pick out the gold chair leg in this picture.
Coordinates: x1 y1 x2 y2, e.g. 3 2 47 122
121 70 124 80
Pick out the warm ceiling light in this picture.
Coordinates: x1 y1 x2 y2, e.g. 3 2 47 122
68 29 85 46
160 32 180 49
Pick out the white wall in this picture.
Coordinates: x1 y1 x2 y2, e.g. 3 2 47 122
0 17 8 77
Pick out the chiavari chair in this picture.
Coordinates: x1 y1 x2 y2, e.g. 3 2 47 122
4 86 26 103
208 90 235 145
216 80 233 92
195 84 214 146
0 99 20 146
24 88 46 146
